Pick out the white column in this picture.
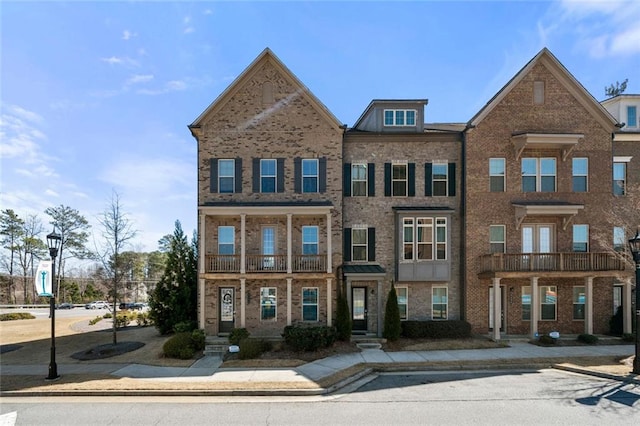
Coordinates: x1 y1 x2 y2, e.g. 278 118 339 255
240 214 246 274
624 281 633 334
198 212 206 329
287 213 292 274
531 277 539 339
240 278 246 328
585 277 593 335
287 278 292 326
326 212 332 273
326 278 333 326
492 278 501 341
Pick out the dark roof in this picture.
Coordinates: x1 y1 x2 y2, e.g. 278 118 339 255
392 206 455 212
511 201 583 206
342 264 386 275
201 200 333 207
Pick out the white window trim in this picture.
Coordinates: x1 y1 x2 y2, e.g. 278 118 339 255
489 158 506 192
572 224 589 252
352 228 368 262
383 109 417 126
432 162 449 196
351 163 368 196
489 225 506 253
396 286 408 321
402 217 447 262
431 286 448 320
218 159 235 193
540 285 557 321
573 285 585 321
522 157 557 192
302 158 319 193
260 159 277 193
572 157 588 192
218 226 235 255
392 163 408 197
302 287 319 322
522 286 531 321
302 225 319 255
260 287 277 321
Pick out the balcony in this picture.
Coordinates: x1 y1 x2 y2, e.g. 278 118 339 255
480 252 626 274
205 254 327 273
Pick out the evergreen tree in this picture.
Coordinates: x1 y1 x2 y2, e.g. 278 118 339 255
335 293 352 341
383 283 401 341
149 221 198 335
605 78 628 97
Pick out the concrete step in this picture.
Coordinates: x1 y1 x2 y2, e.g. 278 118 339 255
204 344 229 356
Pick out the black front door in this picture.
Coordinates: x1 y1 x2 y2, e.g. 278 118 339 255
219 287 235 334
352 287 368 333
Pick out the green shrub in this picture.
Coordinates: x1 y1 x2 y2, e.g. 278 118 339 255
622 333 635 342
163 332 195 359
103 312 112 319
335 294 352 341
191 329 206 351
89 316 103 325
383 284 401 341
238 338 272 360
283 325 337 352
115 313 132 328
229 328 250 345
401 320 472 339
173 321 198 333
0 312 35 321
577 334 599 344
538 335 556 345
136 312 152 327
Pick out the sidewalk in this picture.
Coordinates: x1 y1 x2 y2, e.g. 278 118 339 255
1 342 637 396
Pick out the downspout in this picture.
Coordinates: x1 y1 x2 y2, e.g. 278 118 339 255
460 127 469 322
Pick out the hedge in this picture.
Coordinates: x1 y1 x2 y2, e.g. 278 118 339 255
401 320 472 339
283 325 337 352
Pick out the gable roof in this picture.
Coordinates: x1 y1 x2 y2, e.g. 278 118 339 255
468 48 619 131
189 48 344 133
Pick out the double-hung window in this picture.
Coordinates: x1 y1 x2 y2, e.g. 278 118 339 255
432 163 448 196
351 163 367 196
572 225 589 252
403 217 447 261
302 159 318 193
302 226 318 255
396 287 408 320
489 225 505 253
218 159 235 193
522 287 531 321
522 158 556 192
384 109 416 126
392 163 408 196
432 287 448 320
627 106 638 128
302 287 318 321
489 158 505 192
260 287 276 321
218 226 235 255
540 286 557 320
613 162 626 195
352 228 368 261
260 159 277 193
614 226 626 252
573 286 585 320
572 158 588 192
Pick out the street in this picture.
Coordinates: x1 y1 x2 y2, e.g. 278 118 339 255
1 369 638 425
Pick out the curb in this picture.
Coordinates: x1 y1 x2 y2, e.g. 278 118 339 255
552 364 640 385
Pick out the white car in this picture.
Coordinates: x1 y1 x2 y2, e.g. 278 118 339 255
85 300 109 309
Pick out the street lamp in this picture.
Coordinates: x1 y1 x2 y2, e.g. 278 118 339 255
628 230 640 375
46 229 62 380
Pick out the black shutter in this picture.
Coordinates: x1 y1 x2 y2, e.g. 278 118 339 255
425 163 433 197
384 163 391 196
277 158 285 193
368 163 375 196
319 157 327 193
448 163 456 197
252 158 260 193
210 158 218 193
235 158 243 193
343 163 352 197
368 228 376 261
294 157 302 193
408 163 416 197
344 228 352 261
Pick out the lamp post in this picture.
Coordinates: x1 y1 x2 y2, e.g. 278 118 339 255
628 230 640 375
46 229 62 381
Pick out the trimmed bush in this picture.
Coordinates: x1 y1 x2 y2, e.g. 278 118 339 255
191 329 206 351
229 328 250 345
622 333 635 342
383 284 401 341
163 332 196 359
103 312 112 319
0 312 35 321
238 338 272 360
283 325 337 352
115 313 132 328
401 320 472 339
335 294 352 341
173 321 198 333
89 316 103 325
538 335 556 345
136 312 152 326
577 334 599 344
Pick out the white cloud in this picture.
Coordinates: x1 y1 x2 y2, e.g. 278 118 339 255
0 105 52 165
184 27 195 34
136 79 188 95
122 30 137 40
126 74 154 85
99 157 193 194
100 56 140 68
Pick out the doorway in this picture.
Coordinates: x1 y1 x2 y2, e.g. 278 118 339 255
352 287 368 333
219 287 235 334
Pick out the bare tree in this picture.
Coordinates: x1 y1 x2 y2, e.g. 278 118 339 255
0 209 24 303
97 191 137 345
605 78 628 98
15 215 47 303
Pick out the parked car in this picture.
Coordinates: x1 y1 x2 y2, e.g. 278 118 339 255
119 302 144 311
55 302 74 310
85 300 109 309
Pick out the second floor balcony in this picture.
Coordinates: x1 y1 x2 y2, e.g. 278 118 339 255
205 253 327 273
480 252 626 274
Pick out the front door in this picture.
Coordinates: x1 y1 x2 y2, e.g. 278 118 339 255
489 286 506 332
219 287 235 334
352 287 368 333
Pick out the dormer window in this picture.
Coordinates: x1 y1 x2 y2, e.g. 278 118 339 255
627 106 637 128
384 109 416 126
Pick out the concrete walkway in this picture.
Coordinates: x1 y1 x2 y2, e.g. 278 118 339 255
1 343 636 389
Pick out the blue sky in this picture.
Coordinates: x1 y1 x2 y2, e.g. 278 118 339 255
2 0 639 256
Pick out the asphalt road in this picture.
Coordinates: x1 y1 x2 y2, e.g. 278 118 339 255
1 369 638 425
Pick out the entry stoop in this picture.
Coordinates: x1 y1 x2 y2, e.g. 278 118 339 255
351 336 386 350
204 336 230 357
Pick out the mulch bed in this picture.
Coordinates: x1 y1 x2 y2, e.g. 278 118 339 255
71 341 145 360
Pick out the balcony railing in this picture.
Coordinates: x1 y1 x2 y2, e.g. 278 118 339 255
480 252 626 273
205 254 327 273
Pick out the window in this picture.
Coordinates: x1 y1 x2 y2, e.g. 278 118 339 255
302 287 318 321
573 286 585 320
432 163 448 196
489 225 505 253
211 158 241 193
540 286 557 320
351 163 367 196
489 158 505 192
260 159 277 193
262 226 275 268
522 158 556 192
613 162 626 195
572 158 588 192
522 287 531 321
628 106 638 128
218 159 235 193
533 80 545 104
384 109 416 126
392 163 408 196
432 287 448 320
218 226 235 255
614 227 626 252
404 217 447 261
397 287 408 320
352 228 368 261
302 226 318 255
573 225 589 252
260 287 276 321
302 159 318 193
